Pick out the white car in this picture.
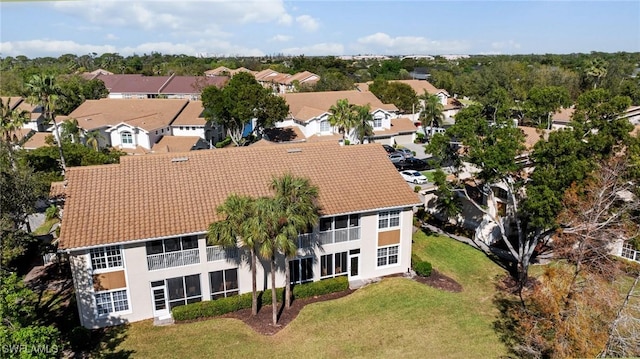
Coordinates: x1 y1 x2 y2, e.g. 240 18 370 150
400 170 427 184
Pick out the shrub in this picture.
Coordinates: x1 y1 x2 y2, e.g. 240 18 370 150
412 254 433 277
414 185 422 193
172 276 349 322
343 139 350 145
215 136 232 148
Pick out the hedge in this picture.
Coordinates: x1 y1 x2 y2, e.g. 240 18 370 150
412 254 433 277
173 276 348 322
215 136 232 148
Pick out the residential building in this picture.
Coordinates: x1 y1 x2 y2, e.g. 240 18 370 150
56 141 422 328
204 66 256 77
170 100 225 146
0 96 48 132
82 73 228 100
267 90 416 145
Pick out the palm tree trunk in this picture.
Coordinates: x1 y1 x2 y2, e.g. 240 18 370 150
50 116 67 175
251 248 258 316
271 256 278 325
285 257 291 310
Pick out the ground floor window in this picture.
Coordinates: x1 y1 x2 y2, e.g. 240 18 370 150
95 289 129 316
320 252 348 278
377 245 399 267
209 269 239 299
167 274 201 310
290 257 313 284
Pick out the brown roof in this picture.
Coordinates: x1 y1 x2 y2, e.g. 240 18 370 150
67 98 189 131
58 141 421 249
373 117 418 136
356 80 447 97
0 96 24 110
552 107 575 123
171 100 206 126
160 76 227 95
49 181 66 199
262 126 306 143
205 67 255 77
22 132 51 149
254 69 280 81
282 90 398 122
519 126 549 149
152 136 202 153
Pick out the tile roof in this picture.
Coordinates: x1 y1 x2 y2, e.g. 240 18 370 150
22 132 51 149
159 76 227 95
262 126 306 142
93 74 226 95
49 181 66 199
204 67 256 77
171 100 206 126
67 98 189 132
519 126 549 150
58 141 421 249
552 107 575 123
282 90 398 122
152 136 202 153
0 96 24 110
356 80 447 97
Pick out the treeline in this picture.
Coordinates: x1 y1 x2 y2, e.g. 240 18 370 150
1 52 639 104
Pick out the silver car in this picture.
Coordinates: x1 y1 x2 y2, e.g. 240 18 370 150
388 153 405 163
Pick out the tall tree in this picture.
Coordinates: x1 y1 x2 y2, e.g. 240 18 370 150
270 174 319 310
524 86 571 129
59 118 80 144
369 80 418 113
328 98 357 142
202 72 288 146
0 98 29 145
353 104 374 144
84 130 104 151
207 194 260 316
417 90 444 141
25 74 67 174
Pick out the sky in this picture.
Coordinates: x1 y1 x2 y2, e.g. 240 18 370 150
1 0 639 59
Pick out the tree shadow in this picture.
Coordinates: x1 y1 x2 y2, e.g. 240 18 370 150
492 279 526 359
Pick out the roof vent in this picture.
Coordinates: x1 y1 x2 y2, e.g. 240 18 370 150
171 157 189 163
287 148 302 154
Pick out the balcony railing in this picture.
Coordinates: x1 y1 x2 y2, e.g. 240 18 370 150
206 246 239 262
147 249 200 271
318 227 360 245
621 243 639 262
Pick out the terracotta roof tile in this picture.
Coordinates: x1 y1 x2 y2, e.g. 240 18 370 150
68 98 189 131
152 136 202 153
552 107 575 123
58 142 421 249
22 132 51 149
356 80 447 97
171 101 206 126
519 126 549 149
282 90 398 121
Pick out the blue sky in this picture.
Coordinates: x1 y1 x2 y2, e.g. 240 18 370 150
1 1 639 58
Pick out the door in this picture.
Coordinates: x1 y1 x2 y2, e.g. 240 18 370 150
348 249 360 279
151 281 170 318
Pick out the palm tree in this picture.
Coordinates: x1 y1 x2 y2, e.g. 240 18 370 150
84 130 105 151
585 58 608 89
248 196 284 326
207 194 261 316
60 118 80 144
0 98 29 145
270 174 319 310
25 74 67 174
353 104 375 144
418 90 444 141
328 98 357 143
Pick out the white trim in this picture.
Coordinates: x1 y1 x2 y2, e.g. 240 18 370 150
376 244 401 268
93 288 132 318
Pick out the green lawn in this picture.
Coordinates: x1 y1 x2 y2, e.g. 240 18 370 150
420 170 437 183
117 231 507 358
33 217 58 236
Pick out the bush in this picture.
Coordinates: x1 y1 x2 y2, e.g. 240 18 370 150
414 260 433 277
414 185 422 193
215 136 232 148
172 276 349 322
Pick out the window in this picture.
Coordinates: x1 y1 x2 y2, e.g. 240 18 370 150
373 117 383 128
179 126 184 131
90 246 123 270
377 245 399 267
166 274 201 310
121 131 133 145
95 289 129 316
318 215 360 244
321 252 348 278
320 120 330 132
209 269 239 299
290 258 313 284
146 236 198 255
378 210 400 229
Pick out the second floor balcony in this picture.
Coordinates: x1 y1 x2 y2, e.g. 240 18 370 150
146 248 200 271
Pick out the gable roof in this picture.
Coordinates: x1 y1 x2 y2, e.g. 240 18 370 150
356 80 448 97
171 100 206 126
204 66 256 77
282 90 398 122
160 76 227 95
67 98 189 131
0 96 24 110
152 135 203 153
552 107 575 123
22 132 51 150
92 74 227 94
58 141 421 250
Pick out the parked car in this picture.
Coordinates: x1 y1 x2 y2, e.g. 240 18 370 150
388 153 405 163
394 157 429 171
382 144 396 154
400 170 427 184
396 148 414 158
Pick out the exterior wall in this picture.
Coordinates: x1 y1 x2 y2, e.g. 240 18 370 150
148 127 172 147
70 207 415 328
393 133 415 145
172 126 205 139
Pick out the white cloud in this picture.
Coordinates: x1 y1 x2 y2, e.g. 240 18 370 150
0 39 265 58
281 43 343 56
355 32 470 55
105 34 119 41
270 35 292 42
296 15 319 32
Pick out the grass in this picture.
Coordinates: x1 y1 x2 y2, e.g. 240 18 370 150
117 231 507 358
33 217 58 236
420 170 437 183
